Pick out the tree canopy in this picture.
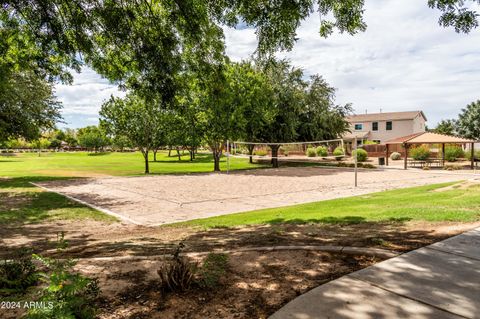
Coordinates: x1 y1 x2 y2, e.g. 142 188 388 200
457 100 480 140
0 71 62 142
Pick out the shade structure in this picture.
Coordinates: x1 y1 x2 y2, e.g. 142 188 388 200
384 132 477 169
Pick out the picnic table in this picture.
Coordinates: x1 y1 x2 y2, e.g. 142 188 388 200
408 158 443 168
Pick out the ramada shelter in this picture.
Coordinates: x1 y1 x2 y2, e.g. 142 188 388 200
384 132 477 169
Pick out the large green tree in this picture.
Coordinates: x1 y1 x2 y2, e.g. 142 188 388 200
230 62 274 163
258 60 306 168
77 126 108 152
457 100 480 140
198 63 248 171
100 94 167 174
297 75 352 141
0 71 62 142
434 119 458 135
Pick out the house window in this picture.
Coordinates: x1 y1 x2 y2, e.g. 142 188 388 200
372 122 378 131
354 123 363 131
386 121 393 131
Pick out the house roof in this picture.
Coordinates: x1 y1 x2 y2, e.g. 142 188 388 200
385 132 477 145
347 111 427 122
343 131 370 140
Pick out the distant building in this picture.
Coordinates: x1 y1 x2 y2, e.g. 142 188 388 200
343 111 427 145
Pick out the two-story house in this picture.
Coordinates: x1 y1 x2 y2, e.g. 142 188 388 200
343 111 427 145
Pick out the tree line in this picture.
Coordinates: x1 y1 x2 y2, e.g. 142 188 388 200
99 60 352 173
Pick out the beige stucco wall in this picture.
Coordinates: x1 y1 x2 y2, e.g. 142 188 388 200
349 117 426 144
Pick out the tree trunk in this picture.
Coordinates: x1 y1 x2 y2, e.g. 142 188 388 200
168 147 172 157
210 143 223 172
153 149 158 162
142 149 150 174
269 145 280 168
213 150 221 171
189 147 194 161
176 147 181 161
247 144 254 164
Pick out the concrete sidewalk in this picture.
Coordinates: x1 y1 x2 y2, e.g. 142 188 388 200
270 227 480 319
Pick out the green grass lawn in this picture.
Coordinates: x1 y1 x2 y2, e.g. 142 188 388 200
172 182 480 229
0 151 266 178
0 178 117 224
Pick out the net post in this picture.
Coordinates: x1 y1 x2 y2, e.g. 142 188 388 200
354 137 358 187
226 140 230 174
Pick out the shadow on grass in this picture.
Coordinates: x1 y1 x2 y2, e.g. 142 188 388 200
265 216 368 225
87 152 111 156
0 190 89 225
0 176 80 188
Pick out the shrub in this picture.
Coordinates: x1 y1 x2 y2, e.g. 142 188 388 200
197 253 228 289
466 150 480 161
306 147 316 157
444 146 465 162
0 248 38 296
409 145 430 160
363 140 379 145
26 233 100 319
352 149 368 162
254 149 268 157
333 147 344 156
333 147 344 161
158 243 196 292
390 152 401 160
315 146 328 157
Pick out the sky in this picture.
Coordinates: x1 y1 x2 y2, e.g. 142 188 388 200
56 0 480 129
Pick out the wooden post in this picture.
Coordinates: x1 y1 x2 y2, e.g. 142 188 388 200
471 142 475 170
385 144 389 166
442 143 445 167
404 143 408 170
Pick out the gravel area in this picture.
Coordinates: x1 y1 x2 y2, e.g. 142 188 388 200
36 167 478 226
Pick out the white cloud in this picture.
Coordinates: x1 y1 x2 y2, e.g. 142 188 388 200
224 0 480 126
55 68 125 127
56 0 480 127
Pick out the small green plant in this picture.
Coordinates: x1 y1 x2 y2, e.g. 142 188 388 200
315 146 328 157
254 149 268 157
466 150 480 161
197 253 228 289
443 146 465 162
0 248 38 296
352 149 368 162
333 147 344 160
158 243 197 292
26 233 100 319
363 140 379 145
390 152 401 160
410 145 430 160
306 147 316 157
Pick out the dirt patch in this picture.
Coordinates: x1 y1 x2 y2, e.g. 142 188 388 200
2 219 479 319
85 250 377 319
